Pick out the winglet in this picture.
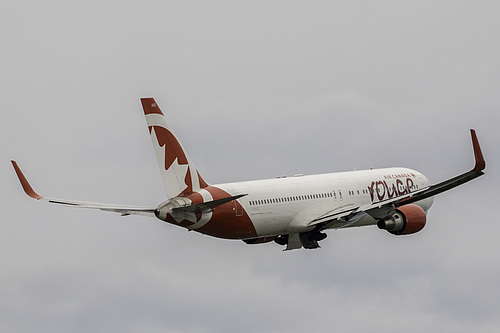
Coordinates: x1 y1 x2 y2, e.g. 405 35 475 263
11 161 44 199
470 129 486 172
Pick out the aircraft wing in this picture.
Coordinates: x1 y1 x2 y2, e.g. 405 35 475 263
306 188 428 227
394 129 485 207
307 129 485 227
11 161 157 217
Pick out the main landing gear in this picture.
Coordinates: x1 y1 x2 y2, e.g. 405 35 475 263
275 229 327 250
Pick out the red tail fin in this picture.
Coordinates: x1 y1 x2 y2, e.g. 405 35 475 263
141 97 208 199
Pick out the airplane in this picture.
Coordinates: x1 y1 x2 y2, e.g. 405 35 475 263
11 97 486 250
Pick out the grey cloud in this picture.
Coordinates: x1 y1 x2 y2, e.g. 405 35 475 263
2 1 500 332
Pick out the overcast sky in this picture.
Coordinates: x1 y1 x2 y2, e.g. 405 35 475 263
1 1 500 332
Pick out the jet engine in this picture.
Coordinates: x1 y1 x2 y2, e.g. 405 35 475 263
377 204 426 235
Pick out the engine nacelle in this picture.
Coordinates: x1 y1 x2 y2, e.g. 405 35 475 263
377 204 427 235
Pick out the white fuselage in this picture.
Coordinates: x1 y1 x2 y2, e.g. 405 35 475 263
216 167 433 238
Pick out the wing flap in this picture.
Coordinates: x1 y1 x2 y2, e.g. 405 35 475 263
307 204 360 226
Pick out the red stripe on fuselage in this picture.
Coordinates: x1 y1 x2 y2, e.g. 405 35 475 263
196 187 257 239
162 187 257 239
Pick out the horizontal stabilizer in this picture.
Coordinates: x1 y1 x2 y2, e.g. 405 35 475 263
172 194 248 213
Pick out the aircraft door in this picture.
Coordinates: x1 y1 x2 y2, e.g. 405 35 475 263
332 189 342 203
234 199 243 217
418 176 427 188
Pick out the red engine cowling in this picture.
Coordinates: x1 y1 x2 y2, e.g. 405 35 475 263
377 204 427 235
